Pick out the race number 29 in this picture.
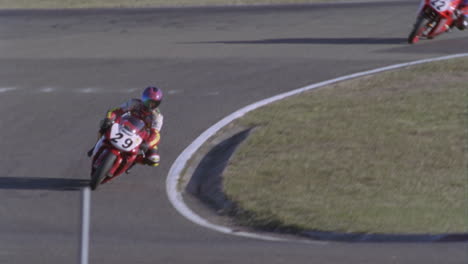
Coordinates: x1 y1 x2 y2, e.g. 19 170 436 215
111 132 134 149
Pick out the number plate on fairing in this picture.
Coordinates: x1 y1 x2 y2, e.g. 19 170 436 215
110 124 142 152
430 0 450 12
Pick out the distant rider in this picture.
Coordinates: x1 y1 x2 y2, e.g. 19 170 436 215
88 86 164 168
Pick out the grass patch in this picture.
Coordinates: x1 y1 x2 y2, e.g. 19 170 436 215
0 0 388 9
223 58 468 234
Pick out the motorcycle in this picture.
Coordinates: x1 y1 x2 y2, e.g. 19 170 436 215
408 0 462 44
89 113 150 190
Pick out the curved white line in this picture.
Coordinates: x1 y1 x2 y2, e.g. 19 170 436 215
166 53 468 242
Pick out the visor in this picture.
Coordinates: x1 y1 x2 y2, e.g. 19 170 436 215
145 100 160 110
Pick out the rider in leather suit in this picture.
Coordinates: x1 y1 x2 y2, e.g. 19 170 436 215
88 86 163 168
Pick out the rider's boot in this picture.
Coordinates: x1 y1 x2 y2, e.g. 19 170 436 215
456 15 468 30
145 150 160 167
456 7 468 30
462 16 468 30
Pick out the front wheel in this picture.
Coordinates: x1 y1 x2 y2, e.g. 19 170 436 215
90 152 117 190
408 16 430 44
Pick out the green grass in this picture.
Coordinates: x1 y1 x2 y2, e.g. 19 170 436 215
0 0 389 9
223 58 468 234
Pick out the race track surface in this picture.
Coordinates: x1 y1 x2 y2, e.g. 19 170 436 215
0 2 467 263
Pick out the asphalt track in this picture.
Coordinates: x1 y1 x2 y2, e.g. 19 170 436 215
0 1 467 263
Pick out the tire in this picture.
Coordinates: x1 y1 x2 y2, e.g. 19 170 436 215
408 16 430 44
90 152 117 190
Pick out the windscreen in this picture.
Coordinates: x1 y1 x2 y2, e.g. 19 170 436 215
121 115 145 134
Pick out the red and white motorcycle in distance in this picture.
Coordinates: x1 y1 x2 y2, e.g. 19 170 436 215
408 0 463 44
89 113 150 190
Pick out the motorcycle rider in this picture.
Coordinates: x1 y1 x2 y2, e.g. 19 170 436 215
88 86 164 168
416 0 468 30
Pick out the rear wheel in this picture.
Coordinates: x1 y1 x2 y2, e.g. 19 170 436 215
90 152 116 190
408 16 430 44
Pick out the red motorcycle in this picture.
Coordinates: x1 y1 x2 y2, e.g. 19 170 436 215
408 0 462 44
89 113 150 190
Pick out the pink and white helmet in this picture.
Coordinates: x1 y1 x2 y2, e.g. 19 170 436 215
141 86 163 110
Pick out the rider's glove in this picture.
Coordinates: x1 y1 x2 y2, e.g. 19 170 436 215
99 118 113 134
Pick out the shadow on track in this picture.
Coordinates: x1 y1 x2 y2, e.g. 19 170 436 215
183 37 407 45
0 177 89 191
383 36 468 53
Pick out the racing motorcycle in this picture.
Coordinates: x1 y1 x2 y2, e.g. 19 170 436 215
89 113 150 190
408 0 462 44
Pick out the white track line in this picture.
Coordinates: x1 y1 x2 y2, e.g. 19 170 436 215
39 87 56 93
167 53 468 242
0 87 16 93
77 88 99 94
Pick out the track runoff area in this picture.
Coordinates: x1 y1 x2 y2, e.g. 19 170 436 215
165 53 468 242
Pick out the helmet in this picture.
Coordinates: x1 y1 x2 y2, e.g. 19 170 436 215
141 86 163 110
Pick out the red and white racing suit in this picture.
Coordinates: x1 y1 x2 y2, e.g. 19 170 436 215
106 98 163 166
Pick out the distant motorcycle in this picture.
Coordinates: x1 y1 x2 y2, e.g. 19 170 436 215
89 113 150 190
408 0 462 44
